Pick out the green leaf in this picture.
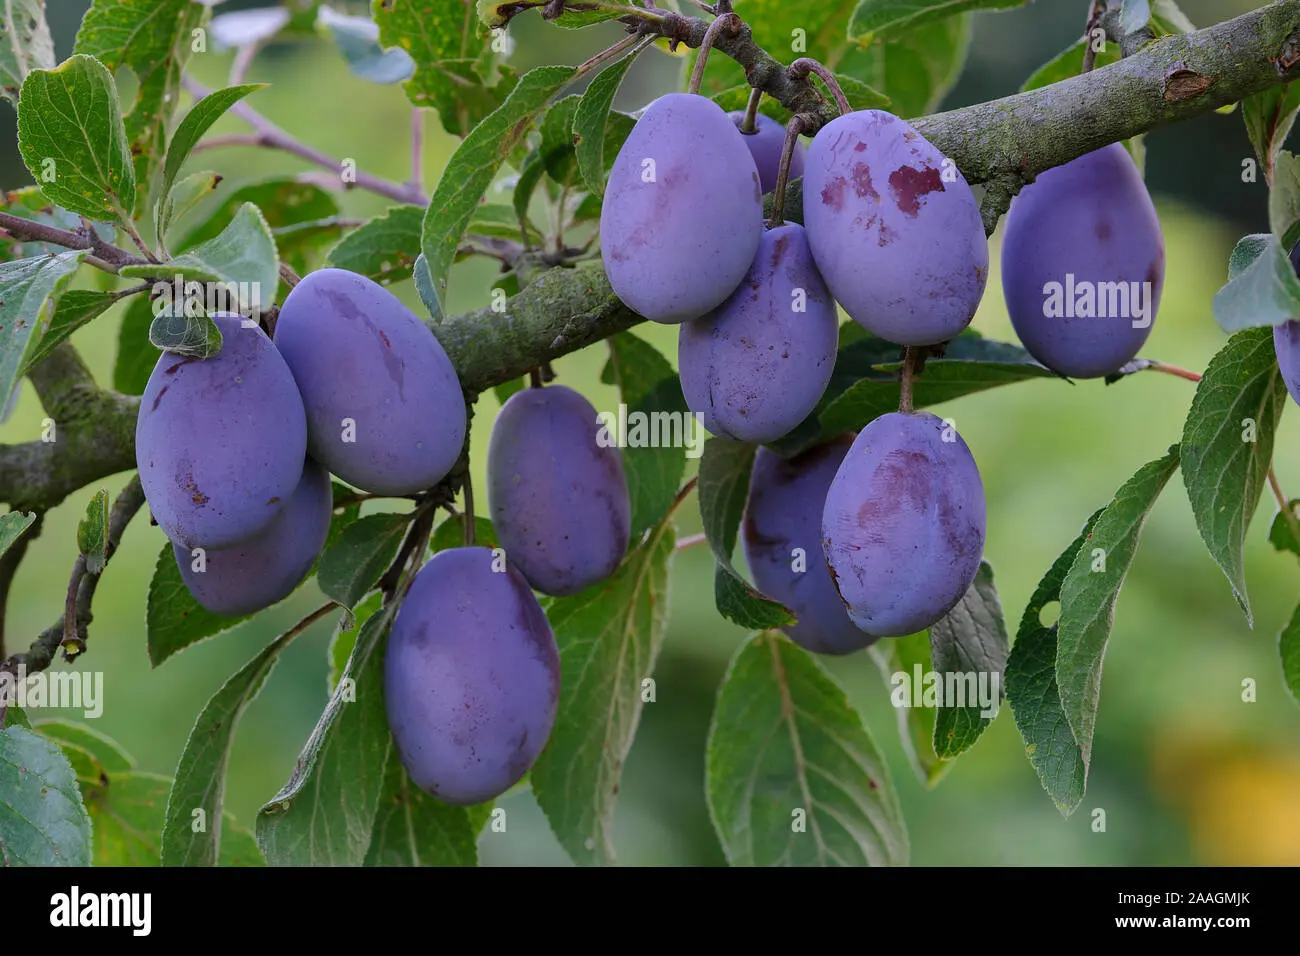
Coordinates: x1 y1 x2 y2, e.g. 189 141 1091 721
421 65 576 319
706 631 908 866
86 770 263 866
16 54 134 224
0 0 54 105
76 488 110 575
1020 40 1119 93
601 332 689 540
1212 234 1300 333
1150 0 1194 33
1243 83 1300 180
123 203 279 318
0 511 37 561
836 15 972 117
325 205 424 285
158 170 223 242
162 615 321 866
1056 448 1179 766
328 592 382 693
316 512 412 610
848 0 1027 41
158 84 266 240
697 438 795 629
429 514 497 553
364 751 481 865
32 719 133 783
1118 0 1151 34
112 294 159 395
574 52 638 197
148 311 223 359
868 632 950 788
257 602 397 865
0 250 89 412
1005 515 1099 816
17 289 121 379
75 0 208 216
147 542 255 667
0 725 92 865
1268 498 1300 557
493 377 524 404
531 521 675 866
1271 151 1300 250
372 0 517 137
319 5 414 85
1181 329 1287 626
1281 600 1300 706
177 179 340 252
931 561 1009 759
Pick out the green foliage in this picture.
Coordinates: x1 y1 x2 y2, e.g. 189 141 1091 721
18 289 122 377
161 624 306 866
1005 517 1098 816
16 55 133 225
601 332 688 539
1020 41 1119 92
257 602 396 865
848 0 1027 41
1181 329 1287 625
1270 151 1300 250
420 64 575 319
835 15 973 117
0 0 54 105
364 751 483 865
316 512 412 610
148 310 223 360
372 0 516 136
1056 449 1179 765
319 5 415 85
1268 499 1300 557
146 542 254 667
574 51 640 197
1281 602 1300 706
326 205 424 284
0 726 92 865
75 0 208 215
697 439 795 629
0 511 37 561
158 171 223 243
1118 0 1151 35
0 250 89 410
113 295 160 395
706 632 908 866
1243 83 1300 179
531 522 675 866
76 488 110 575
930 561 1008 759
1213 234 1300 333
869 633 950 787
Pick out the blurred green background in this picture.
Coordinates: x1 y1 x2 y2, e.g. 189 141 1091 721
3 0 1299 866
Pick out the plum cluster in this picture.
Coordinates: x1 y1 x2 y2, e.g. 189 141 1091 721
135 268 617 807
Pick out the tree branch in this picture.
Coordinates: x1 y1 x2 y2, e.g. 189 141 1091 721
0 212 147 272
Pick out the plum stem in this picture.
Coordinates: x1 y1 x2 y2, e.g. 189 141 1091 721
687 13 740 95
529 367 544 388
740 87 763 134
462 473 477 548
575 32 644 80
1148 361 1202 382
1081 0 1105 74
769 114 809 227
899 347 922 414
788 58 851 116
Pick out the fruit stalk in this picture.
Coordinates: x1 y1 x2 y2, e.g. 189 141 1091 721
788 59 852 116
687 13 741 95
768 114 809 227
740 86 763 134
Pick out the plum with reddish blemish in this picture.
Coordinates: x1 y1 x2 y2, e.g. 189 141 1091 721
729 111 805 194
274 267 465 495
1001 143 1164 378
821 412 985 637
136 313 307 549
743 437 875 655
384 547 561 806
602 93 764 323
679 223 837 443
802 110 987 346
173 458 332 616
487 384 631 596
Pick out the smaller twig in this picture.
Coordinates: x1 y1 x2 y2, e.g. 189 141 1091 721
229 41 262 86
575 32 644 81
687 13 740 95
666 477 699 519
379 505 437 599
120 220 158 263
462 472 477 548
740 86 763 134
529 367 544 388
279 262 301 290
61 555 87 654
1148 361 1203 382
788 58 851 116
675 532 707 550
769 114 810 227
899 347 922 414
1082 0 1105 74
